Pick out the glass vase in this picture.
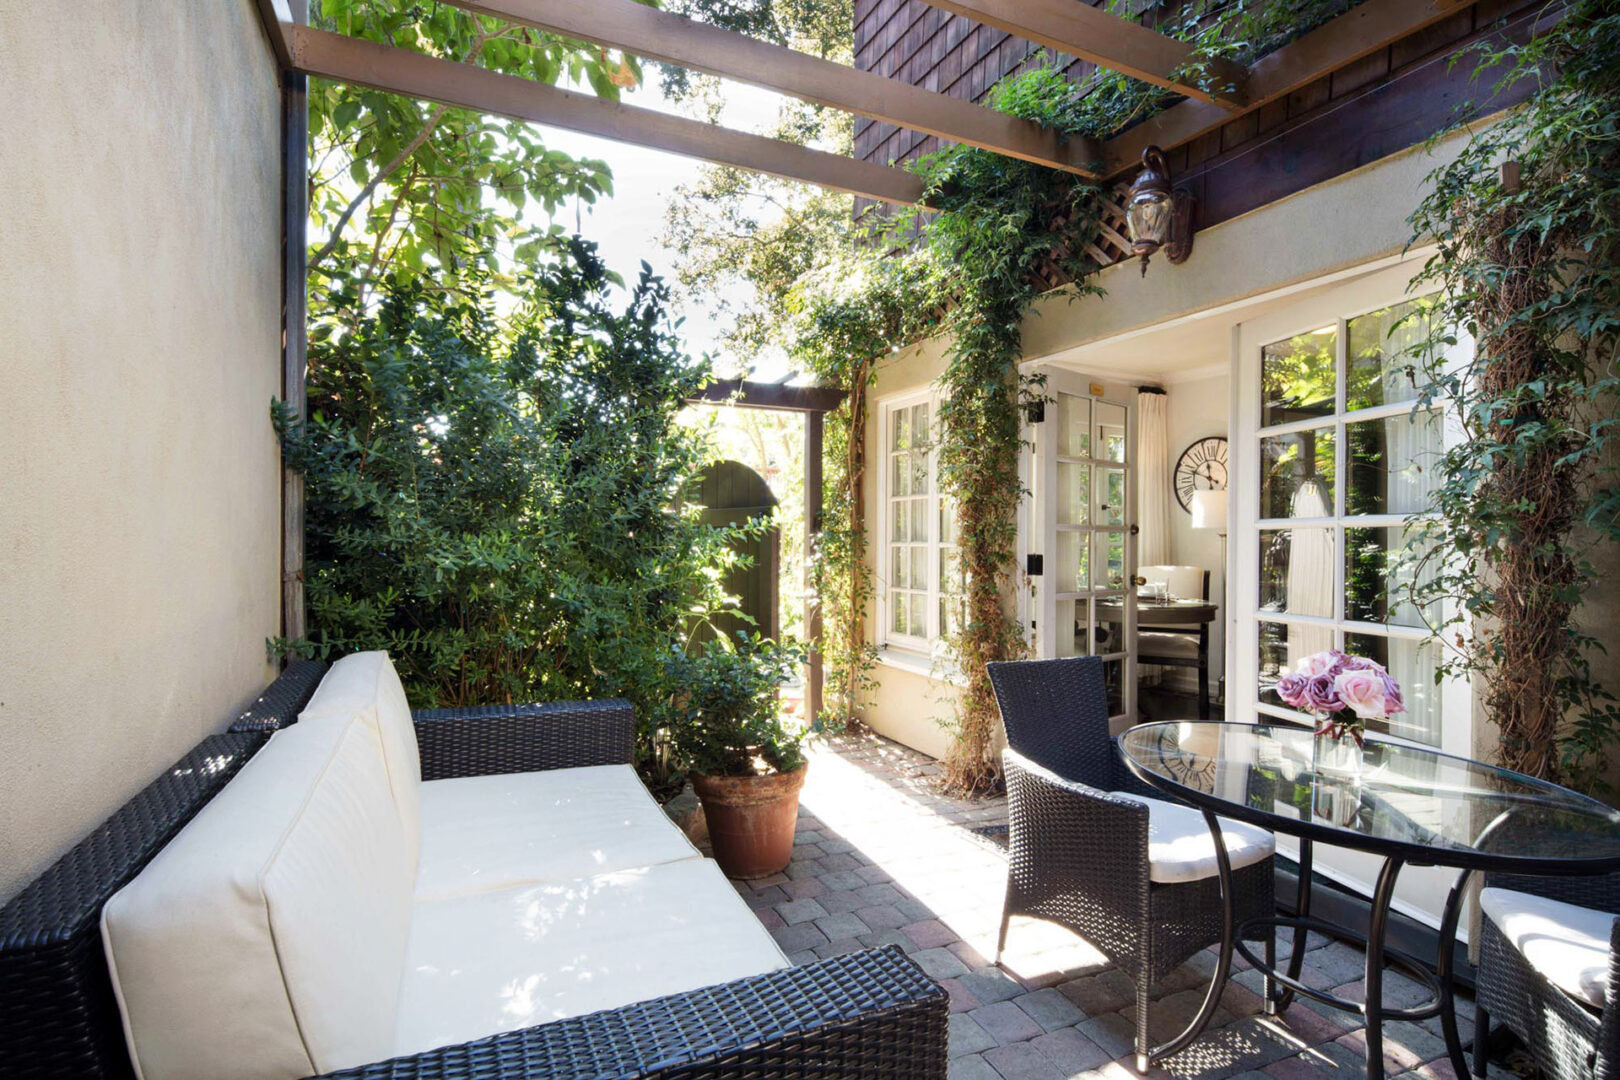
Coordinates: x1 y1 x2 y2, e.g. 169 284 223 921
1312 725 1364 781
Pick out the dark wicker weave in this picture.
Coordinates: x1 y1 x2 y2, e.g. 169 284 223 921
1474 872 1620 1080
0 732 265 1080
988 656 1275 1068
227 658 329 732
313 944 947 1080
412 699 638 780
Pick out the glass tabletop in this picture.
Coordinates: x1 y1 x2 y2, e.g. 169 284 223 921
1118 721 1620 872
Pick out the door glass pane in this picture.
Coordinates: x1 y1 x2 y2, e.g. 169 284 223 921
1260 428 1336 518
1057 394 1091 458
1096 531 1126 589
1056 598 1090 657
912 403 930 447
892 594 909 635
1095 402 1127 463
892 407 910 450
1346 409 1443 516
892 500 908 541
909 593 927 638
1055 529 1088 593
1347 296 1437 411
1345 526 1436 629
909 499 928 540
1262 326 1337 427
892 546 909 589
1258 620 1338 711
891 454 909 496
1057 462 1090 526
1258 527 1336 617
1097 468 1126 527
1344 632 1441 745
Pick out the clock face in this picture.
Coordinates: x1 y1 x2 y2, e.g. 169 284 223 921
1174 436 1229 512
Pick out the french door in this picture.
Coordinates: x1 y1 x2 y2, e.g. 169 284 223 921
1027 367 1137 726
1231 259 1471 928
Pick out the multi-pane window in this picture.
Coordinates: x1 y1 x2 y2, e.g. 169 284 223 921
1254 296 1448 744
883 396 962 650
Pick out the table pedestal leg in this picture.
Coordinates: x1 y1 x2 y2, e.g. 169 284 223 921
1364 858 1405 1080
1271 838 1315 1015
1437 869 1474 1080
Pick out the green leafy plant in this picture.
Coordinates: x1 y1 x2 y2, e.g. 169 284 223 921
666 635 809 777
1405 0 1620 792
276 238 753 790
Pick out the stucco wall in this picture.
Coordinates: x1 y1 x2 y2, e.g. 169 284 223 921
0 1 284 902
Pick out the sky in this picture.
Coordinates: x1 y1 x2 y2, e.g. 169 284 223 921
531 75 798 379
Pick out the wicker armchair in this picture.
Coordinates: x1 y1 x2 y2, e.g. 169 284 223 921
1474 872 1620 1080
1 664 947 1080
986 656 1275 1071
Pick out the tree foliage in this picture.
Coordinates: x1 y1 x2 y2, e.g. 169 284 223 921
277 239 749 787
1406 0 1620 792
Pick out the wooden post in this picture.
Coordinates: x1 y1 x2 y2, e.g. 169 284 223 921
805 411 824 727
281 0 309 645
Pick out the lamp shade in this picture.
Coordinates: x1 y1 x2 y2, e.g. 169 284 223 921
1190 488 1228 532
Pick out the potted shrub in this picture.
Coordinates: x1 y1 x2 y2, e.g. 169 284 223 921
670 636 809 879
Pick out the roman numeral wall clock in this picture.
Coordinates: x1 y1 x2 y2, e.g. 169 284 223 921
1174 436 1228 512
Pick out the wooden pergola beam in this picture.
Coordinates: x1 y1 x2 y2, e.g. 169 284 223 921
917 0 1248 109
282 25 927 206
1102 0 1481 176
689 378 847 414
441 0 1102 177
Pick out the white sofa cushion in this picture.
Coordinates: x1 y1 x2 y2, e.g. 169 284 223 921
1109 791 1275 884
1482 887 1615 1009
300 651 422 866
415 764 701 902
102 715 414 1080
394 858 790 1058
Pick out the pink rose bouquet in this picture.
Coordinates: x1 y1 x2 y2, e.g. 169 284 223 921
1275 649 1404 745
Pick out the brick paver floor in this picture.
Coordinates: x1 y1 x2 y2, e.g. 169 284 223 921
723 728 1508 1080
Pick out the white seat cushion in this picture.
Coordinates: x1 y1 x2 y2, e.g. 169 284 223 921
300 651 422 869
1137 631 1201 660
1109 792 1275 884
414 764 702 902
394 858 790 1058
102 715 414 1080
1482 887 1615 1009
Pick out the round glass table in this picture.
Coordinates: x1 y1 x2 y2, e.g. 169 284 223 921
1116 721 1620 1080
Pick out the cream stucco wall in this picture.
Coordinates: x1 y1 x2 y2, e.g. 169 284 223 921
0 1 284 902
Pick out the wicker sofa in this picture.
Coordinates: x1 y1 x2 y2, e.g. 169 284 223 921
0 655 945 1080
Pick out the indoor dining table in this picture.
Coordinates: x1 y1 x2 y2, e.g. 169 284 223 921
1117 720 1620 1080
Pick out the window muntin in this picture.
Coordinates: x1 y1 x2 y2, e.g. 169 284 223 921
882 395 961 651
1253 296 1446 744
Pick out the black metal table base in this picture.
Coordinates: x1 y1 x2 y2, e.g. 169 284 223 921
1151 830 1473 1080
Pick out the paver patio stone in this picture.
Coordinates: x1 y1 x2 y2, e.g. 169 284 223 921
818 888 865 913
752 907 785 930
897 897 937 921
817 869 870 892
1031 1025 1113 1074
775 897 828 925
905 918 960 949
942 976 985 1012
769 922 827 952
792 842 826 860
984 1040 1066 1080
915 946 973 980
1078 1012 1136 1059
813 911 870 942
858 927 921 954
780 877 826 900
813 937 868 959
857 864 893 884
783 858 823 880
857 902 908 930
952 1012 999 1056
742 884 785 908
1061 976 1130 1016
950 1053 1002 1080
820 851 862 871
960 966 1026 1005
857 882 905 906
1017 987 1088 1031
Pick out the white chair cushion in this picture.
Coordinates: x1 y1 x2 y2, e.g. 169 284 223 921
1481 887 1615 1009
102 716 414 1080
394 858 790 1058
414 764 702 902
1136 631 1201 660
1108 792 1275 884
300 651 422 869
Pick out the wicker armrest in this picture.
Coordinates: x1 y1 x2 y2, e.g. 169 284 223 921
412 699 635 781
310 945 947 1080
1004 747 1151 876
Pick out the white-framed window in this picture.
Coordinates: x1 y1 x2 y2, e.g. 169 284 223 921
879 392 962 654
1241 284 1459 747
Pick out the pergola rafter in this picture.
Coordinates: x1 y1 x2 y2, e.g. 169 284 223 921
442 0 1104 177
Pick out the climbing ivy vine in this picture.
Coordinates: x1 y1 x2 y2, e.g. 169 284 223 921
1405 0 1620 793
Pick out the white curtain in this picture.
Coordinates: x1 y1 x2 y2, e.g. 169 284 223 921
1137 389 1170 567
1286 479 1335 664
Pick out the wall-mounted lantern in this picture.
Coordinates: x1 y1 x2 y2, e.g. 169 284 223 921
1125 145 1195 275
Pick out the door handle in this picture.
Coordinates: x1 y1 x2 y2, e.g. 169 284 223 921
1129 524 1140 536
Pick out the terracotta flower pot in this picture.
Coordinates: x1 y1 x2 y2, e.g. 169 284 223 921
690 763 808 879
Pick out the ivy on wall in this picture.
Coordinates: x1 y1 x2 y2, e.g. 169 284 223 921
1406 0 1619 792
